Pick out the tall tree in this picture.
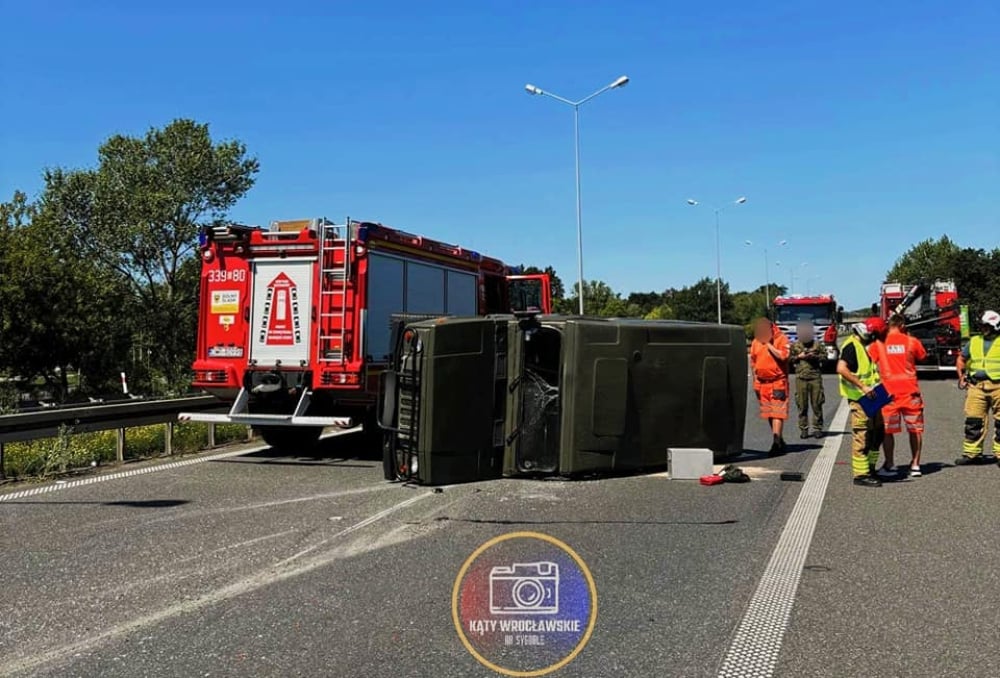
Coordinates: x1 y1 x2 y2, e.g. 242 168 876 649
885 236 960 284
39 119 259 390
627 292 664 317
950 247 1000 322
0 192 131 397
669 277 736 323
562 280 636 316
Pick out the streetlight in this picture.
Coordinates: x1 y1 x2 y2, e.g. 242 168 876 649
525 75 630 314
777 261 808 294
744 239 787 312
687 196 747 324
805 274 822 296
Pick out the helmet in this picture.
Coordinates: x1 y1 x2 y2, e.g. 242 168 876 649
851 322 872 341
982 310 1000 331
865 317 887 337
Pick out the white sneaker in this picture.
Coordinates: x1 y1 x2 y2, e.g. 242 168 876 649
909 466 922 478
876 466 897 478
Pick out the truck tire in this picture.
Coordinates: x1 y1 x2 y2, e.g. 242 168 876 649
259 426 322 452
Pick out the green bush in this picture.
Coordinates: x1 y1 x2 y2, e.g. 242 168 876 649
2 422 254 481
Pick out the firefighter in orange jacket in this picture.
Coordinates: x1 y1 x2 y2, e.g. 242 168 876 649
750 317 791 455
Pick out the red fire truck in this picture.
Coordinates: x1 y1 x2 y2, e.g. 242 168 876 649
181 217 551 449
876 280 965 371
772 294 843 370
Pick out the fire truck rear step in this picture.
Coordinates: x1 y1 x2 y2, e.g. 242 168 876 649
178 387 354 428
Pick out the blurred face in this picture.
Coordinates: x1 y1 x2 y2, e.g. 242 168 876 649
797 323 814 341
754 319 771 341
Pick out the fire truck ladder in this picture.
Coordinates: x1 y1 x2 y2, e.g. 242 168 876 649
318 217 352 363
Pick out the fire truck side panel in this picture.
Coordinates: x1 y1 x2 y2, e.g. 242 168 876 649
248 258 315 366
193 251 252 398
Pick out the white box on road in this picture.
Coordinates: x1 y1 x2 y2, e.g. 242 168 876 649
668 448 714 480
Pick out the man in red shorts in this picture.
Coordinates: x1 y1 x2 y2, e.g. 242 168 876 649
869 313 927 478
750 317 791 455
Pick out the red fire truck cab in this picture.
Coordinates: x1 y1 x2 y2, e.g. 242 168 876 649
181 217 551 449
772 294 843 370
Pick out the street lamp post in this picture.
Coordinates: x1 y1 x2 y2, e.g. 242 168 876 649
744 239 787 312
525 76 630 315
781 261 807 294
687 196 747 324
806 274 822 296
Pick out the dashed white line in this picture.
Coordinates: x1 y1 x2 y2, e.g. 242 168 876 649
717 399 849 678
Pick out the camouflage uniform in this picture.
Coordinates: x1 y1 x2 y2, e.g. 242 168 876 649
790 339 826 435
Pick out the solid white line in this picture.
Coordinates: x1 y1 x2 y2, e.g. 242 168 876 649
0 429 358 503
716 398 850 678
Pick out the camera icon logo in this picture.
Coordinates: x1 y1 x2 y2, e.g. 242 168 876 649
488 561 560 615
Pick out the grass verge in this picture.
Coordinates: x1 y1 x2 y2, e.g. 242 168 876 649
1 423 253 481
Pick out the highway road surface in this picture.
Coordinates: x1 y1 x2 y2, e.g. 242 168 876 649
2 375 998 677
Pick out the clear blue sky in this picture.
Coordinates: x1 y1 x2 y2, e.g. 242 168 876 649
2 0 997 309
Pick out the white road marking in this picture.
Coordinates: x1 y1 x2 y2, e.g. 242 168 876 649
717 398 849 678
0 430 357 503
0 490 436 678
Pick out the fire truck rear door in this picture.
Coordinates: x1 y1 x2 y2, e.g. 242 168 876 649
248 258 315 366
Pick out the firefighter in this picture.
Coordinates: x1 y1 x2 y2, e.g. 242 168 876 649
750 317 791 455
956 310 1000 464
837 317 887 487
789 321 825 439
869 314 927 478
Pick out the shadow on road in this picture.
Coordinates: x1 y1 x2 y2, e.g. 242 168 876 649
3 499 190 508
214 431 382 468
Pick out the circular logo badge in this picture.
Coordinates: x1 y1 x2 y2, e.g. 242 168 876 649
452 531 598 677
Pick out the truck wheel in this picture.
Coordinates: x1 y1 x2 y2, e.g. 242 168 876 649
259 426 322 452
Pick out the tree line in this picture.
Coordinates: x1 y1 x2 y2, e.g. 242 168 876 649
1 119 258 402
520 268 788 326
3 119 993 403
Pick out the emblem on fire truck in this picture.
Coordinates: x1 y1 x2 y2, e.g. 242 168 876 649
258 272 303 346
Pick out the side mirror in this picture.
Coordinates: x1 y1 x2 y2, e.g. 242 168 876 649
835 309 844 324
870 304 878 316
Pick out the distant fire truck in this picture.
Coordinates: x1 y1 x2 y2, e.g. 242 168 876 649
181 217 551 449
875 280 966 371
772 294 843 369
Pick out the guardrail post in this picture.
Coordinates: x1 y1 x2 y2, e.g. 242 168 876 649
165 422 174 456
207 422 216 448
0 441 6 480
246 425 253 442
116 428 125 464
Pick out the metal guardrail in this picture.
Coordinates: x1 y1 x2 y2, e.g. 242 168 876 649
0 395 226 444
0 395 232 480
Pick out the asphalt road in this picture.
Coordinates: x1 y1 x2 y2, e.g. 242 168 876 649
2 375 991 677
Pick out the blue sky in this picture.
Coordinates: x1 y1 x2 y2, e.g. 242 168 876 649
2 0 997 309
